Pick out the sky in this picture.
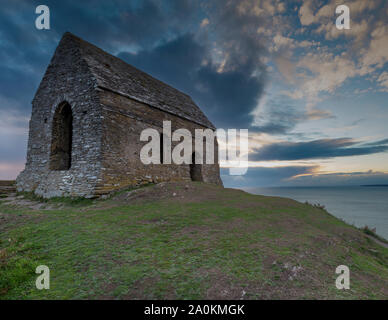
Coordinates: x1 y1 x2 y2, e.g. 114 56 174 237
0 0 387 187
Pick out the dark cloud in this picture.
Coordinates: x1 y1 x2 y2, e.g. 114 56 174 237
204 0 267 74
0 0 201 112
118 34 205 94
36 0 198 49
119 33 266 129
197 0 268 128
196 67 264 128
118 0 269 129
286 170 388 187
221 165 317 187
250 94 337 136
252 97 308 134
0 2 58 109
251 138 388 161
361 139 388 147
0 0 268 127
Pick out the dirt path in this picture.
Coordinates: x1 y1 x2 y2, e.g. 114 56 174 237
0 193 62 210
366 234 388 249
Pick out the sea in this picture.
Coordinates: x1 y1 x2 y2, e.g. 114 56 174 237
242 186 388 240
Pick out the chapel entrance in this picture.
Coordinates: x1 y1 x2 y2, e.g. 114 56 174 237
49 101 73 170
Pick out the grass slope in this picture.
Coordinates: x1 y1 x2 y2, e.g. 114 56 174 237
0 182 387 299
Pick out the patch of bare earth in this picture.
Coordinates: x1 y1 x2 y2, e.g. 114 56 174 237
199 265 313 300
0 193 62 210
111 181 241 205
123 276 176 300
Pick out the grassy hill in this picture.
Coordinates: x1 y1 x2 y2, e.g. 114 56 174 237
1 181 387 299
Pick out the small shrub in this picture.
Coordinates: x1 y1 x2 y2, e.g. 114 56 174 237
361 225 388 243
314 203 326 210
361 225 376 236
305 201 326 210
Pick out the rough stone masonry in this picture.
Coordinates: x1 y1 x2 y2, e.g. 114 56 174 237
16 32 223 198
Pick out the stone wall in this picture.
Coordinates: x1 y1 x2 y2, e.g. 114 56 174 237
16 35 103 198
94 89 223 195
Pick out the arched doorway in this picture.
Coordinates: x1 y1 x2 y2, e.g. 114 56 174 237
49 101 73 170
190 152 203 181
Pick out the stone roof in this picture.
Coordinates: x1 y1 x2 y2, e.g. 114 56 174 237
63 32 215 129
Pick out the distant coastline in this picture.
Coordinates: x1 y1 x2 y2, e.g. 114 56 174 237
360 184 388 187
